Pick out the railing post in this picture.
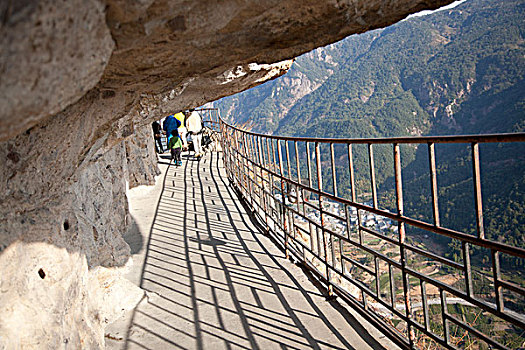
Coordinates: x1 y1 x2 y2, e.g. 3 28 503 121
222 121 233 182
492 249 504 312
374 256 380 300
240 132 247 195
269 139 278 231
420 280 430 332
428 143 440 227
472 142 485 239
306 142 315 255
277 139 289 258
368 143 378 209
388 263 396 309
285 140 292 202
315 142 333 296
347 144 358 243
258 136 270 232
394 143 414 347
265 138 272 225
234 130 241 189
294 141 302 210
284 140 297 255
440 289 450 345
329 143 338 272
462 241 473 298
245 134 255 210
294 141 305 261
330 143 338 196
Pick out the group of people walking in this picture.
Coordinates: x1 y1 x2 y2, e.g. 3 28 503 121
151 108 204 166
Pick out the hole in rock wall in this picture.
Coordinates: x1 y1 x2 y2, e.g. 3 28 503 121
6 152 20 163
102 90 116 99
38 268 46 279
63 220 70 231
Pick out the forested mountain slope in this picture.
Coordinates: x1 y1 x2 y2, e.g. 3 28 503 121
272 0 524 138
213 34 378 133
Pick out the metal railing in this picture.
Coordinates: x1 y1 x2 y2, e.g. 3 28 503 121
197 108 221 132
218 112 525 350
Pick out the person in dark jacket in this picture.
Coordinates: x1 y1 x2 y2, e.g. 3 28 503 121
163 114 181 149
151 121 164 153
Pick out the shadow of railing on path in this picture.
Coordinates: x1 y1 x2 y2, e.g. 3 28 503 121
121 152 388 350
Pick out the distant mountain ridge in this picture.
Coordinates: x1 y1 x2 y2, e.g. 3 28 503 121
214 0 524 139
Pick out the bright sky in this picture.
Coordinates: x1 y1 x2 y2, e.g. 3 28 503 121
405 0 468 19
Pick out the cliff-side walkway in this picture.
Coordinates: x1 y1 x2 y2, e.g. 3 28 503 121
106 151 396 350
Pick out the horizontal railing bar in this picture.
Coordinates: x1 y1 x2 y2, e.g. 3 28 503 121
499 278 525 297
359 225 401 247
400 216 525 258
314 205 346 222
280 206 407 301
404 242 464 270
234 146 525 258
340 233 403 270
225 122 525 144
341 255 376 276
405 267 525 330
251 183 407 328
286 205 324 231
446 315 509 350
302 199 322 213
293 219 315 235
359 223 465 271
339 271 404 318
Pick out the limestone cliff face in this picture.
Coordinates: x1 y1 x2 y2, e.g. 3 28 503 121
125 124 161 188
0 0 453 347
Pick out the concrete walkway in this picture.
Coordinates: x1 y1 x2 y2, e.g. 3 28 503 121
106 151 398 350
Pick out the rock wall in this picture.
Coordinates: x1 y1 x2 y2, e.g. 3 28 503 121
0 0 454 347
124 124 160 189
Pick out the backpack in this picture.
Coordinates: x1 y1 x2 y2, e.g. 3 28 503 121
202 134 212 147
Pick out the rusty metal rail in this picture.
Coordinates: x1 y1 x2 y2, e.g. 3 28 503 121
197 107 221 132
215 109 525 349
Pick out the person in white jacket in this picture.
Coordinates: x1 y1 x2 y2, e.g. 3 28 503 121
185 109 204 158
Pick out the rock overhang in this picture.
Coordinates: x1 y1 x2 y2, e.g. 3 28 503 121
0 0 456 347
1 0 455 141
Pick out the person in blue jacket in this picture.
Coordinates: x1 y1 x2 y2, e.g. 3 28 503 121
162 114 181 149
